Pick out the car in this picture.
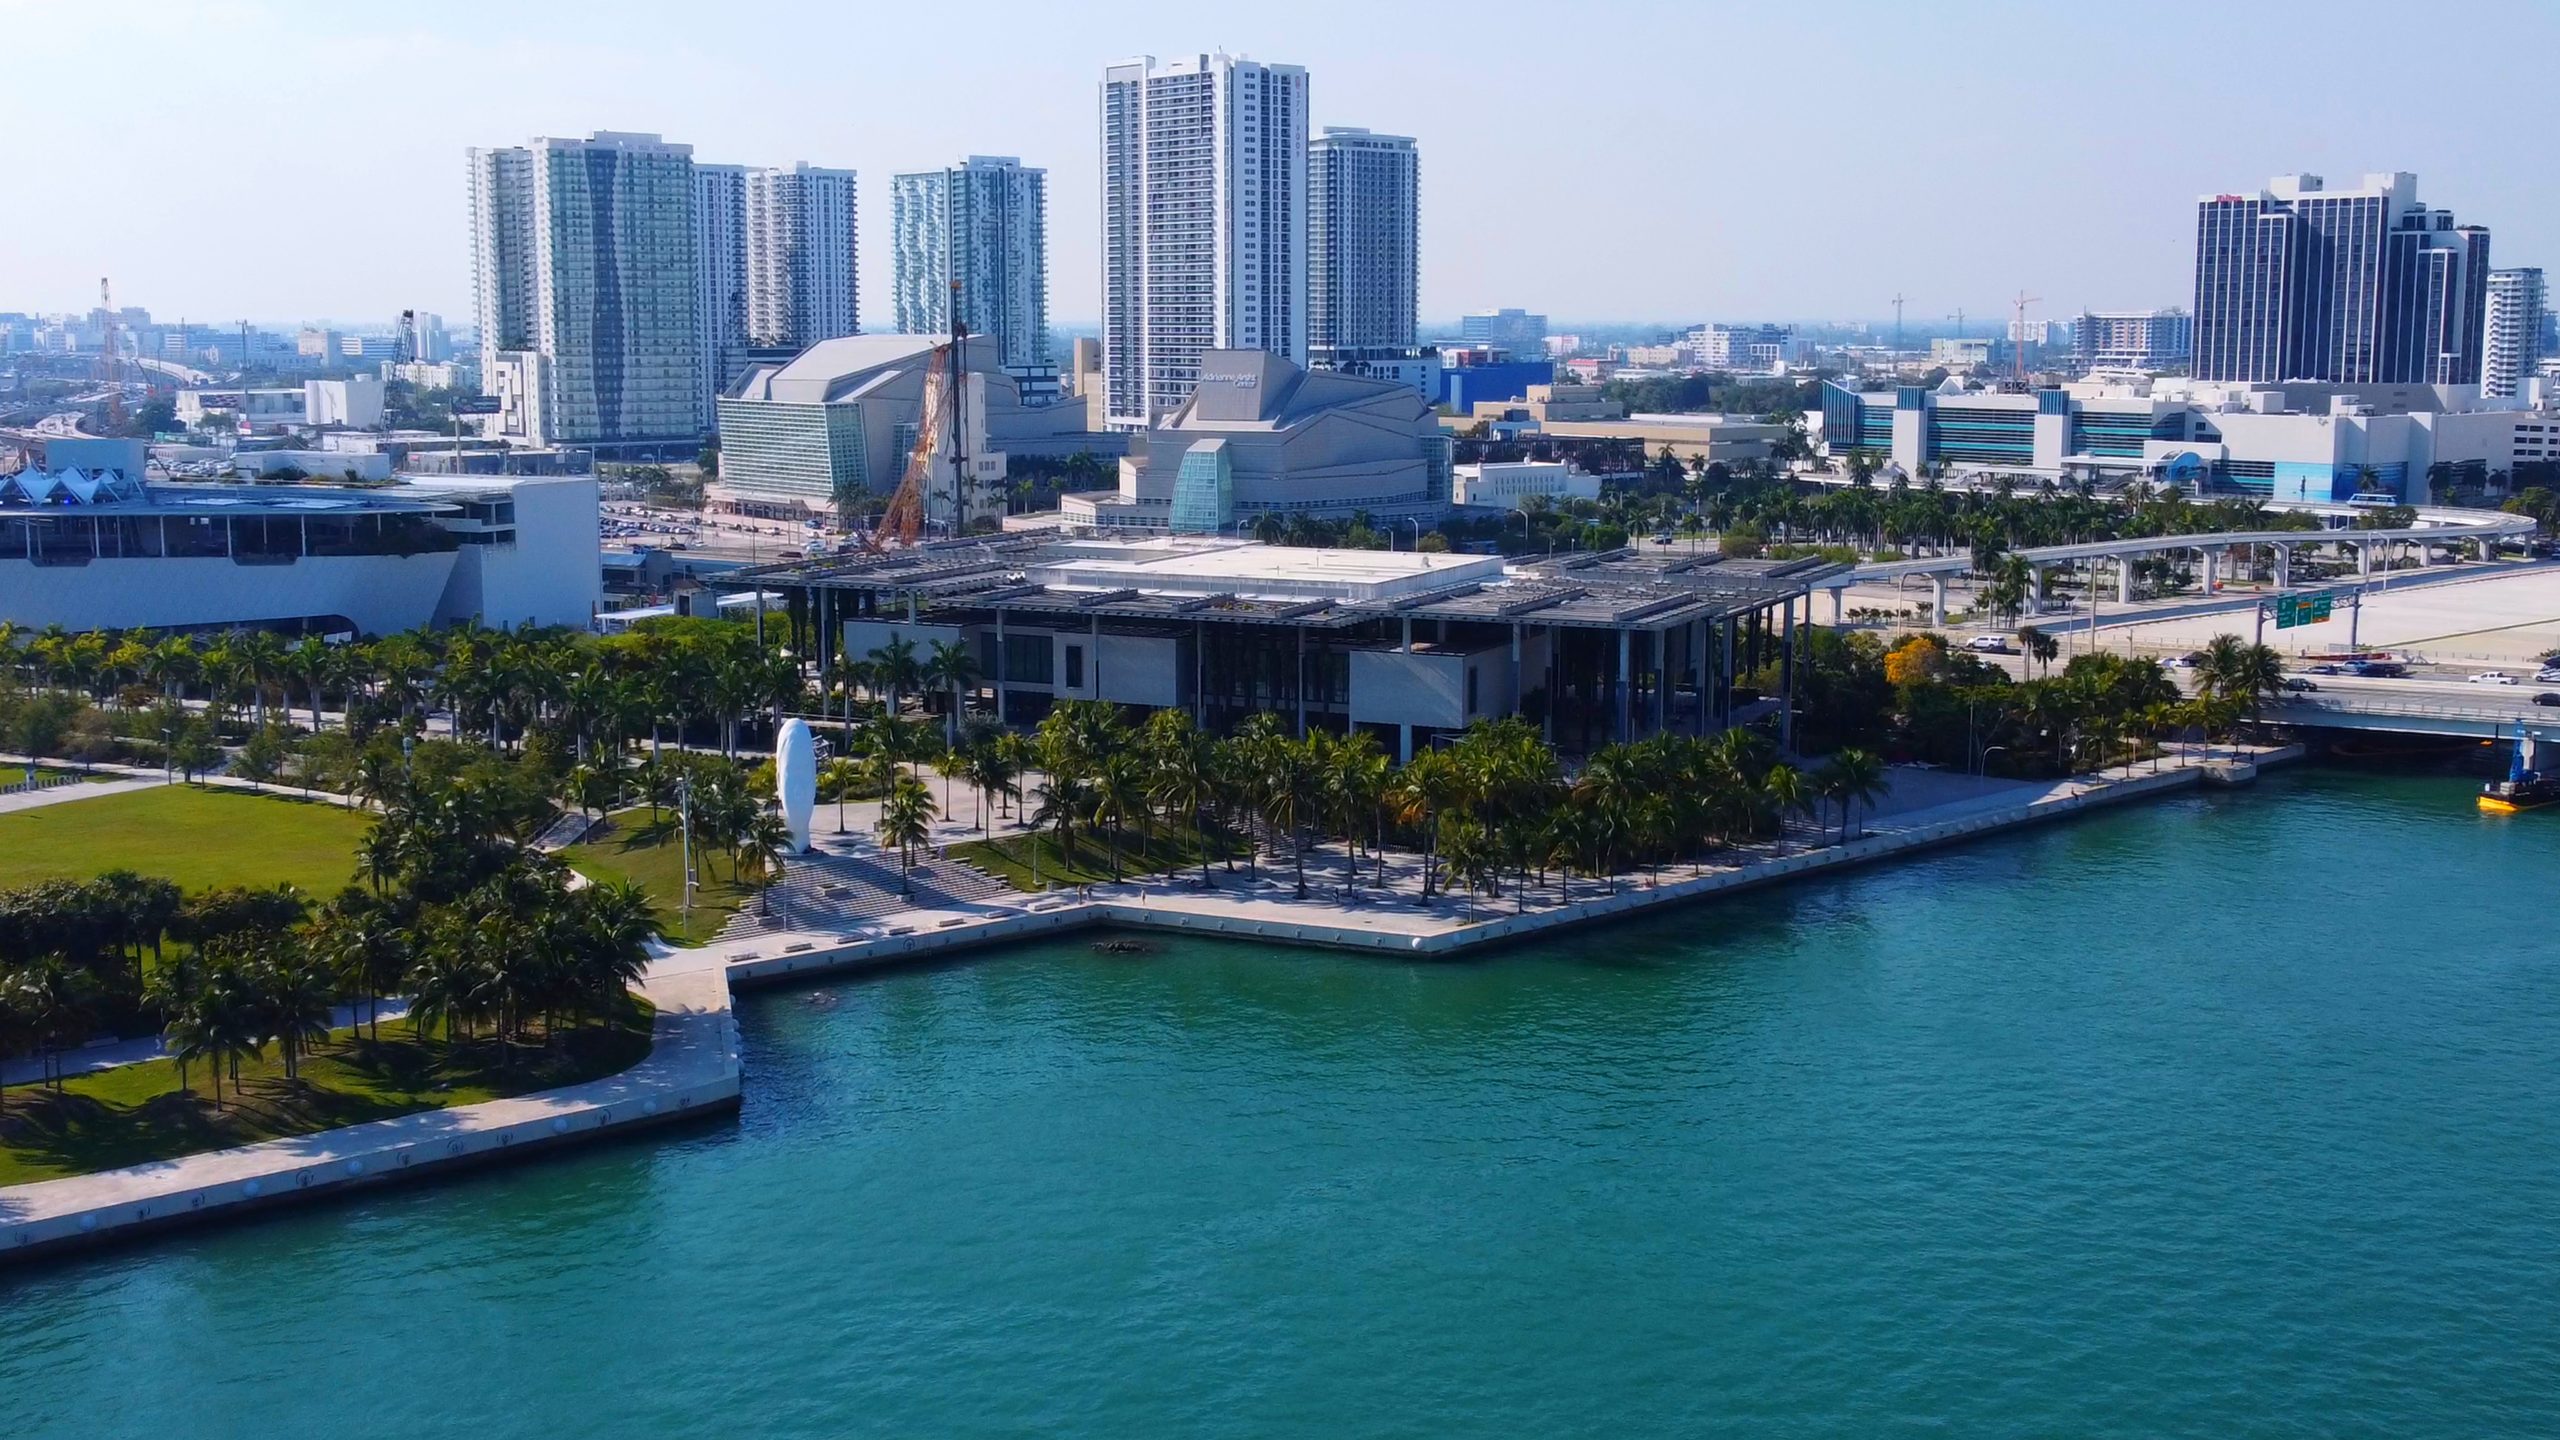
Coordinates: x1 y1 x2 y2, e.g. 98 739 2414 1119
2169 654 2202 669
2537 693 2560 707
2280 676 2319 693
2534 668 2560 684
1964 636 2014 654
2468 672 2519 685
2305 663 2343 676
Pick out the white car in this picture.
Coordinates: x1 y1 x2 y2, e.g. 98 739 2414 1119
1964 636 2014 654
2468 671 2519 685
2534 668 2560 684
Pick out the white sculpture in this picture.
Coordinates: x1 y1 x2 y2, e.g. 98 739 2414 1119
775 718 816 853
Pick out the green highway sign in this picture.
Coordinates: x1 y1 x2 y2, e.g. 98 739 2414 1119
2274 591 2338 629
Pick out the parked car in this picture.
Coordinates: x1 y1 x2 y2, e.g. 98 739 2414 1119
2536 693 2560 708
1964 636 2014 654
2305 664 2343 676
2468 672 2519 685
2280 676 2319 693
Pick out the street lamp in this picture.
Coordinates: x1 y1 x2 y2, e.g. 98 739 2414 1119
1977 743 2010 777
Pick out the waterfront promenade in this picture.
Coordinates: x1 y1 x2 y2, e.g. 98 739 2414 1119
0 743 2295 1261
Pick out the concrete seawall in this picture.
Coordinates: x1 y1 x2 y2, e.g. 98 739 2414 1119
0 747 2296 1262
0 970 741 1263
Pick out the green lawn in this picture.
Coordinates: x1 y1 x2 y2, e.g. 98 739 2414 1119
561 808 754 946
0 999 654 1186
0 784 373 894
953 821 1245 892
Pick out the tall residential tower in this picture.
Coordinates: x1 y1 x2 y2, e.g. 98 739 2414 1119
892 156 1050 367
2483 268 2547 399
2192 172 2490 387
1100 52 1308 427
745 163 859 349
1307 127 1419 367
694 163 749 415
468 131 704 451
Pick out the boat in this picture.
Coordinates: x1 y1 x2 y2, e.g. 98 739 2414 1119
2478 725 2560 813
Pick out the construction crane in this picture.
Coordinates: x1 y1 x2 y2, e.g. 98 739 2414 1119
1890 292 1910 354
2009 289 2043 384
858 282 973 553
96 277 126 432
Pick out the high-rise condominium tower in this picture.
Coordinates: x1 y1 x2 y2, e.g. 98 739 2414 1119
2482 268 2547 399
1307 127 1418 364
468 131 704 448
2192 172 2490 386
892 156 1050 367
694 163 750 413
745 164 859 349
1100 52 1308 426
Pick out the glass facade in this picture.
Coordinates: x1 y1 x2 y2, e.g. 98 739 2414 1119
1167 440 1234 534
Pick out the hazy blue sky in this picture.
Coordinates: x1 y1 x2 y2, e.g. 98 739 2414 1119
8 0 2558 330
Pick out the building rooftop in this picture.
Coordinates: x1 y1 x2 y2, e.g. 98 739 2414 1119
722 536 1844 633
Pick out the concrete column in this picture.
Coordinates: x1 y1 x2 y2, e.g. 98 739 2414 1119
2201 549 2219 593
2359 542 2373 578
2117 558 2134 605
2273 544 2291 590
1090 614 1101 699
1930 574 1949 623
1691 621 1707 733
1721 616 1736 726
1652 631 1668 733
1829 586 1846 624
1543 623 1557 746
1616 629 1633 741
2027 568 2045 614
1398 723 1413 763
1400 616 1413 653
1192 619 1204 725
1780 598 1799 751
1295 629 1307 737
907 594 919 624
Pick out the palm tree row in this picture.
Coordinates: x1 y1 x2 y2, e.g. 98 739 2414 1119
991 700 1892 909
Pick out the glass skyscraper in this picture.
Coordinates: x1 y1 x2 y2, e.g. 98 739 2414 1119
2192 173 2489 387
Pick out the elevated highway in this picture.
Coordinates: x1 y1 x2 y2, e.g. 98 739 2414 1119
1821 512 2538 621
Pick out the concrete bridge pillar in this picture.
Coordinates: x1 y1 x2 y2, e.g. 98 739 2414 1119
2117 557 2135 604
2027 567 2046 614
2415 542 2435 568
2273 543 2292 590
2200 548 2220 593
1829 586 1847 624
1929 575 1949 622
2358 542 2374 578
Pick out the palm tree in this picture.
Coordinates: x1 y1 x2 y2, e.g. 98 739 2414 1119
2197 633 2284 732
1760 763 1817 845
869 636 922 718
1821 749 1890 840
255 946 338 1084
1090 752 1150 882
1031 773 1095 878
875 773 938 895
740 808 795 917
923 639 981 747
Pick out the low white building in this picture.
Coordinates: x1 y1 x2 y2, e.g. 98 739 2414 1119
0 446 599 635
1451 460 1599 510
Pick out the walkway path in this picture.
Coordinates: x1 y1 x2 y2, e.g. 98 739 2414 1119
1 999 412 1087
0 774 160 816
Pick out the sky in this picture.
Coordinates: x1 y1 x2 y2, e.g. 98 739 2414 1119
7 0 2559 332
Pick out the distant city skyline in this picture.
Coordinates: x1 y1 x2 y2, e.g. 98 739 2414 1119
6 2 2559 331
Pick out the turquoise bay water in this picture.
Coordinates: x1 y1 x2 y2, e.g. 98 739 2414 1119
6 768 2559 1438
